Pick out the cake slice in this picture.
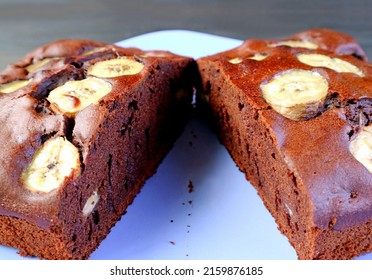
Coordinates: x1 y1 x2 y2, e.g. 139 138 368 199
197 29 372 259
0 39 199 259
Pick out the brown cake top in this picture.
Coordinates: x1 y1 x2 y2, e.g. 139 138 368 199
0 39 192 228
199 29 372 230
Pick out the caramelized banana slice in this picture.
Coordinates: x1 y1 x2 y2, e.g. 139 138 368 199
87 57 144 78
297 53 365 77
228 53 268 64
349 126 372 173
47 77 112 116
261 69 328 121
81 47 107 56
228 57 243 64
26 57 61 73
0 80 30 93
250 53 268 61
269 40 318 50
22 137 80 193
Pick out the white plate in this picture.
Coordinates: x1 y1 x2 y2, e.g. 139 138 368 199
0 30 370 260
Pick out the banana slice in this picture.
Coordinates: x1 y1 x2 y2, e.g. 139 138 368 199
228 54 267 64
47 77 112 116
26 57 61 73
250 53 268 61
87 57 144 78
349 126 372 173
81 47 107 56
0 79 30 93
297 53 364 77
261 69 328 121
22 137 80 193
228 57 243 64
82 190 100 216
269 40 318 50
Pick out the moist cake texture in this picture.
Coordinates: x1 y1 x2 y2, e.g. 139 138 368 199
197 29 372 259
0 39 198 259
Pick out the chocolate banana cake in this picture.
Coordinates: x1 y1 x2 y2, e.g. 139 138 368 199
197 29 372 259
0 40 198 259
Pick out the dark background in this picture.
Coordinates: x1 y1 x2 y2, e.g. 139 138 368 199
1 0 372 67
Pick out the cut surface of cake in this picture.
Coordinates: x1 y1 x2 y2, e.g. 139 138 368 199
0 39 198 259
197 29 372 259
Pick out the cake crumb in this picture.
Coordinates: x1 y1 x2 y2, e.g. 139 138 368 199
188 181 194 193
328 217 337 229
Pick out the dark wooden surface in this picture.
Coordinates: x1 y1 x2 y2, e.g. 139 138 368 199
1 0 372 67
